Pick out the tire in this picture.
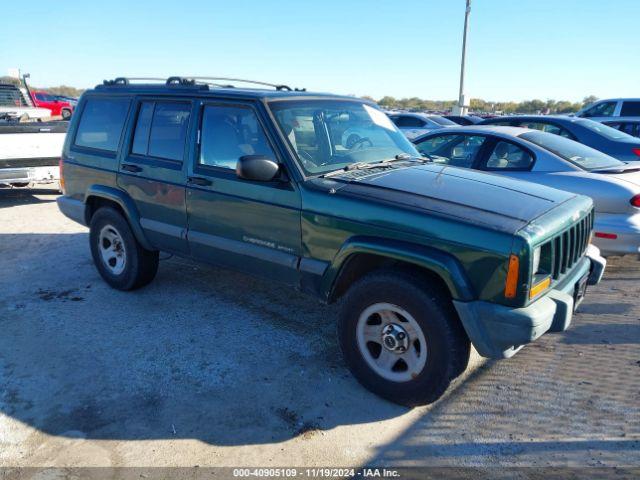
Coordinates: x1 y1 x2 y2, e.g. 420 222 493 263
89 207 159 290
61 109 72 120
338 269 470 406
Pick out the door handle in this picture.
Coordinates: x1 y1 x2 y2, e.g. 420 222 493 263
188 176 212 186
122 164 143 173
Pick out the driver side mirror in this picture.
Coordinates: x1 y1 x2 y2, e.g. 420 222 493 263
236 155 280 182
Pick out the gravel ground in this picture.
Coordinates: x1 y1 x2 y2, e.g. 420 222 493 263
0 186 638 470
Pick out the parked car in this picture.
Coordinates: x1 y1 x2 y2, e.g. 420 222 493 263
387 112 457 139
576 98 640 122
57 76 605 406
0 84 52 121
479 115 640 162
0 121 67 187
413 126 640 256
29 90 73 119
602 118 640 139
444 115 483 126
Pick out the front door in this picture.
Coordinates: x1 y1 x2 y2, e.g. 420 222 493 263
117 98 194 254
186 100 302 285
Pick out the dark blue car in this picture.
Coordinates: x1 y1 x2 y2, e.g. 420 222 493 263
479 115 640 162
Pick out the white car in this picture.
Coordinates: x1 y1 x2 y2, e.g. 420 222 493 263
576 98 640 123
0 121 66 187
413 126 640 257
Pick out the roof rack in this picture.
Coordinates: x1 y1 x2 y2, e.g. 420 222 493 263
182 76 306 92
100 76 305 91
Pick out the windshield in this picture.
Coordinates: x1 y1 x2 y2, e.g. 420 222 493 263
575 118 634 140
520 131 624 171
269 100 420 176
429 116 457 126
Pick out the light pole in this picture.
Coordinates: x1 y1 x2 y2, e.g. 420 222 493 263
454 0 471 115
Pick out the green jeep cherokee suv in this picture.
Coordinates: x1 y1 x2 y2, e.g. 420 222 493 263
57 77 606 405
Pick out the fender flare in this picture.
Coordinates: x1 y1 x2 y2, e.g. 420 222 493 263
321 236 475 302
84 185 154 250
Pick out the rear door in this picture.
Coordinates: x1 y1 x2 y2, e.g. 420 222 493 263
185 99 302 285
117 97 195 254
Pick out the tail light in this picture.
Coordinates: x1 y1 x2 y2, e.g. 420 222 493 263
632 148 640 157
631 194 640 208
59 157 65 193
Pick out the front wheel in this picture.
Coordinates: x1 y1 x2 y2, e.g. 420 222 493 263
61 109 72 120
89 207 159 290
338 270 470 406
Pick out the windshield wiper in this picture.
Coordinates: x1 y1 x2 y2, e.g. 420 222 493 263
321 154 427 178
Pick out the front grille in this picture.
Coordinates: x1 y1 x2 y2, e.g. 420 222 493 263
547 210 594 280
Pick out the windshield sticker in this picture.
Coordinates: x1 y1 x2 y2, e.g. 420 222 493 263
364 104 395 131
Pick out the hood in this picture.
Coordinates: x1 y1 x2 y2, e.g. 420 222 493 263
326 164 579 234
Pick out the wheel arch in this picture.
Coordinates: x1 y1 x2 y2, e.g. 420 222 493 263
323 236 475 304
84 185 154 250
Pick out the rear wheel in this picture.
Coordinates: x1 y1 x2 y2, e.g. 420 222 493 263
61 109 72 120
338 270 470 406
89 207 159 290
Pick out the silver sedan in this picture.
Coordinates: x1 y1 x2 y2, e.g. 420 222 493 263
412 126 640 257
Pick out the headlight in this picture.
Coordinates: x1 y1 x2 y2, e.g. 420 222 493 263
532 247 541 275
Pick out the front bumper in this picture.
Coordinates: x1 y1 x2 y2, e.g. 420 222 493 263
453 245 607 359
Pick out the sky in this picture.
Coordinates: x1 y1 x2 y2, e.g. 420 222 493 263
2 0 639 102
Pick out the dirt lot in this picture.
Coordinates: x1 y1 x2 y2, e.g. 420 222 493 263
0 186 639 469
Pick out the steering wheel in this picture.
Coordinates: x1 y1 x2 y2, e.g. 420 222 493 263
348 136 374 150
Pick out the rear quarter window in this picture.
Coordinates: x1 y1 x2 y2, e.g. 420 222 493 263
74 98 130 152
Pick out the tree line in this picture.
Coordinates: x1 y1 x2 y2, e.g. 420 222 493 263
1 76 598 113
366 95 599 114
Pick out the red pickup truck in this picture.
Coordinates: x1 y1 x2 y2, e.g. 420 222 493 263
29 90 73 119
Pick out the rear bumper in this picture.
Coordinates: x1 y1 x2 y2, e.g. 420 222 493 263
592 212 640 257
56 196 87 226
0 166 59 185
453 245 606 359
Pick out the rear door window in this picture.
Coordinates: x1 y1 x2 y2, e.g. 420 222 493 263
483 141 534 170
621 101 640 116
415 134 486 168
518 121 574 139
131 101 191 162
74 98 130 152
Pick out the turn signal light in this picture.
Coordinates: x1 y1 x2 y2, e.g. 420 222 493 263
631 194 640 208
504 254 519 299
530 277 551 299
632 148 640 157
